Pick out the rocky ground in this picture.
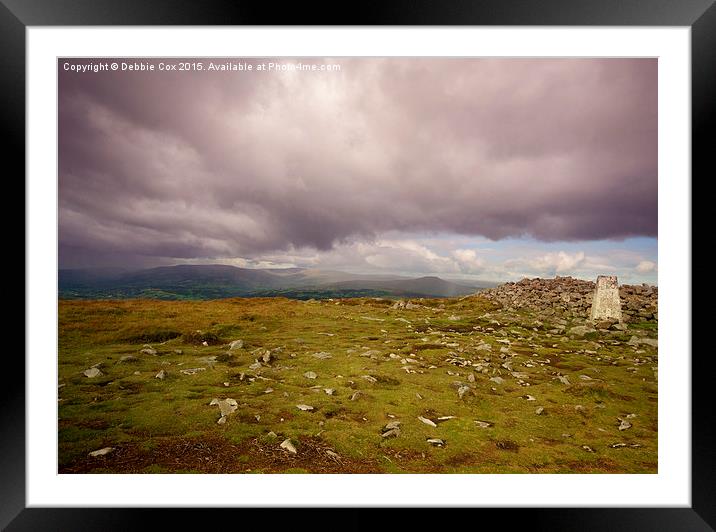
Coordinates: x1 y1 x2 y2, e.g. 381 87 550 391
58 280 658 474
480 276 657 322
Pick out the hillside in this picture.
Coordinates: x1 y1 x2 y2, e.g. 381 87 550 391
58 264 496 300
329 275 479 298
58 278 658 474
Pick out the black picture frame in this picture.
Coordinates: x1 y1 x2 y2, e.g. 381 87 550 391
6 1 711 529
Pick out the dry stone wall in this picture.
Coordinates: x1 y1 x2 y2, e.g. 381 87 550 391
479 276 657 322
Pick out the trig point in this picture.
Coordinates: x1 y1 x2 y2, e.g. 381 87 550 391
590 275 623 322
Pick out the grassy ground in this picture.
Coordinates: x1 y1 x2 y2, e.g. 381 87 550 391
58 295 657 473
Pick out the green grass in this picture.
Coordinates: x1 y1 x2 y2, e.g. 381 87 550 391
58 295 658 474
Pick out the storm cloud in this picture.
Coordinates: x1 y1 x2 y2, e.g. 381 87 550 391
59 58 657 269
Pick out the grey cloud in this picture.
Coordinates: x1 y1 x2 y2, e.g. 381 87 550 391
58 58 657 267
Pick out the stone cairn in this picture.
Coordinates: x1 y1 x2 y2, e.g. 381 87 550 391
479 276 657 322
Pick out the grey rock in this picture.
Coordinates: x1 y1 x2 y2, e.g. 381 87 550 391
280 439 297 454
155 369 167 380
296 404 314 411
228 339 244 350
88 447 115 457
83 368 102 378
180 367 206 375
426 438 445 446
303 371 318 380
418 416 437 427
381 428 401 438
569 326 595 337
618 418 632 431
209 398 238 417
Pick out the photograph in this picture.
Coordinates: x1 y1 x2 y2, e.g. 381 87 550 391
57 56 658 475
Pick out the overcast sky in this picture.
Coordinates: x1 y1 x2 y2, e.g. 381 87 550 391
59 58 657 283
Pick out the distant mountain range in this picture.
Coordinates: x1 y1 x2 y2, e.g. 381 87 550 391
58 264 498 300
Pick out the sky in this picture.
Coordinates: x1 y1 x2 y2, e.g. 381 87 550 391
58 57 658 284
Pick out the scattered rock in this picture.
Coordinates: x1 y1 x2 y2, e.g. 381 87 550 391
426 438 445 447
418 416 437 427
118 355 138 364
303 371 317 379
83 368 102 378
381 428 401 438
280 439 297 454
140 347 157 356
457 385 471 399
474 420 493 428
323 388 335 395
154 369 167 380
228 339 244 350
296 404 314 411
88 447 115 457
180 367 206 375
569 326 595 338
618 418 632 431
209 397 238 417
535 406 544 415
312 352 332 360
489 376 505 384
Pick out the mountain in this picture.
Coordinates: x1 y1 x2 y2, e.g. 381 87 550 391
58 264 498 300
328 276 479 298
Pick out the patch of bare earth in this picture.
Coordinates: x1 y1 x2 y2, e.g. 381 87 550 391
59 434 383 474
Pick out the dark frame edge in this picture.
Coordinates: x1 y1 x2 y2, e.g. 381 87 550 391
1 0 26 530
691 1 716 529
7 0 713 530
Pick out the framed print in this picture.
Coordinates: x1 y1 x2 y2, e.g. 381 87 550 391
7 0 713 529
